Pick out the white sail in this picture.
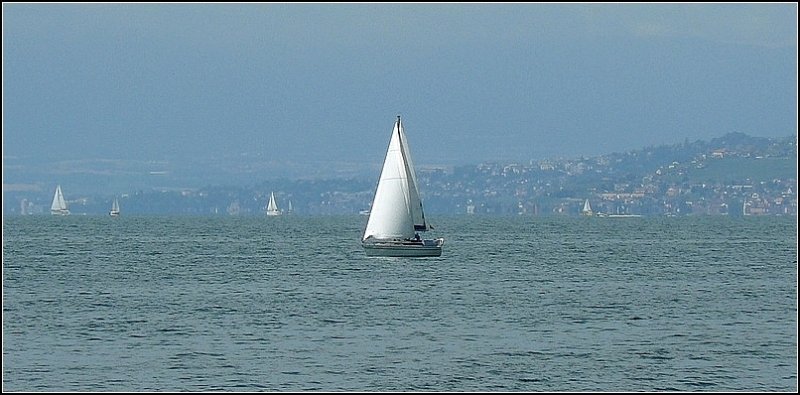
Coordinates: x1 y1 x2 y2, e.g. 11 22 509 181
397 118 428 231
50 185 70 215
362 117 419 240
583 199 592 212
110 197 120 216
266 191 281 216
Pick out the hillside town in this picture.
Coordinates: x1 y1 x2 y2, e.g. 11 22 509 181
6 133 797 217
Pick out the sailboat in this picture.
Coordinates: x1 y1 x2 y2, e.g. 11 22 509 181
50 185 70 215
266 191 281 216
362 116 444 257
581 199 594 216
110 197 120 217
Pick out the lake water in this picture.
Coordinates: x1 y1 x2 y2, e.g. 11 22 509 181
2 215 797 391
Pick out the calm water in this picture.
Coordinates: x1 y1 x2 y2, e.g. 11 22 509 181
3 215 797 391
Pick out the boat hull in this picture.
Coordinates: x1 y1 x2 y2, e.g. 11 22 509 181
362 238 444 257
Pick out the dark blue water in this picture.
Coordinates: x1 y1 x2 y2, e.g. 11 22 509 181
3 215 797 391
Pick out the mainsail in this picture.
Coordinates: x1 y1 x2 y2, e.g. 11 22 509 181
397 118 428 231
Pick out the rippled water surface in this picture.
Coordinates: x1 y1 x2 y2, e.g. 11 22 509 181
3 215 797 391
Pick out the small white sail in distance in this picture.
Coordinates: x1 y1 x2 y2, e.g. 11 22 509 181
110 197 120 216
50 185 70 215
266 191 281 216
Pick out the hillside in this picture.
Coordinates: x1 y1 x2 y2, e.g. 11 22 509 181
4 133 797 216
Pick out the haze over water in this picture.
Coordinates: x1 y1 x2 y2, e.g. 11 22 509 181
4 4 797 170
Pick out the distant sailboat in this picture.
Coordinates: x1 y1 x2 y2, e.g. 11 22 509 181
581 199 594 216
266 191 281 216
110 197 120 217
50 185 70 216
362 116 444 257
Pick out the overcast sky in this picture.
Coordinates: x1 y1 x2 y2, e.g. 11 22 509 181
3 3 797 170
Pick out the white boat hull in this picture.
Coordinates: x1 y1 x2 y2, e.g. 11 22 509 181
362 238 444 257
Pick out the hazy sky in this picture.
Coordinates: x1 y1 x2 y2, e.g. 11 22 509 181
3 3 797 170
